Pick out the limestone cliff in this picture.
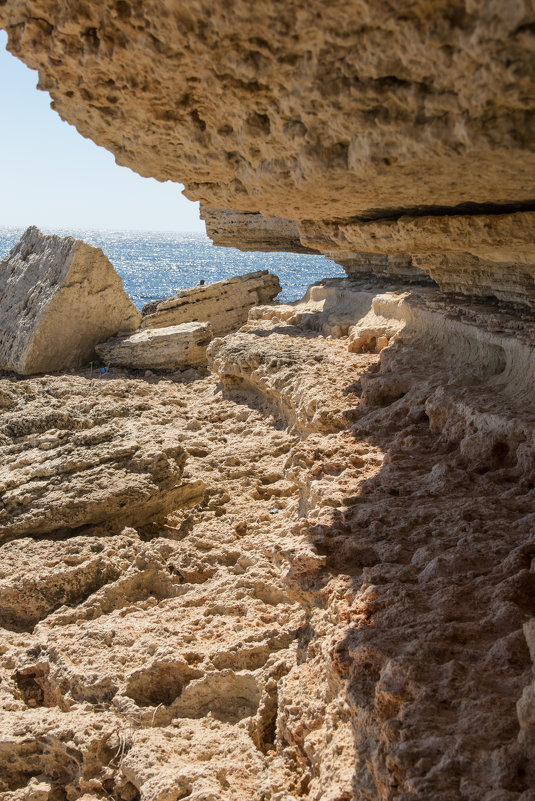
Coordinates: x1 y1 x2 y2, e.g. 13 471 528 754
1 3 535 801
1 1 534 302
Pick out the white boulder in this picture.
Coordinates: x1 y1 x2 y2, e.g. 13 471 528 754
0 227 141 375
96 321 213 370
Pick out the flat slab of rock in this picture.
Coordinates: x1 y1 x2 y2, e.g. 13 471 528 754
141 270 281 336
0 376 205 543
96 322 212 370
0 227 141 375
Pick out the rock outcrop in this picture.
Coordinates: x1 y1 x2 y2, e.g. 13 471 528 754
299 210 535 307
0 374 205 543
1 2 534 301
1 2 535 800
209 282 535 799
200 207 317 253
96 322 213 370
0 227 141 375
0 282 534 800
141 271 281 336
1 1 533 217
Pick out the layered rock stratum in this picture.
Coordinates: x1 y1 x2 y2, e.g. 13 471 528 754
141 271 281 337
1 2 535 800
1 0 534 302
96 322 213 370
0 227 141 374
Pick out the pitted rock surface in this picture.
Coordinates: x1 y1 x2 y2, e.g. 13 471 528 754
1 3 535 796
0 281 534 800
1 1 533 217
0 375 204 543
1 3 534 301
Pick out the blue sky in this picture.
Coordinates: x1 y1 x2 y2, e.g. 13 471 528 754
0 30 204 231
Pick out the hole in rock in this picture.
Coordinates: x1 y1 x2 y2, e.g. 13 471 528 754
190 109 207 131
0 739 80 791
49 789 67 801
115 0 131 18
0 564 122 633
173 671 261 723
491 440 510 465
174 788 193 801
125 662 203 707
365 382 408 408
257 685 278 751
246 111 271 136
14 671 45 707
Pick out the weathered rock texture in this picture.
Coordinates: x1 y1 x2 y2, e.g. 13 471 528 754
201 207 317 253
96 322 213 370
141 271 281 336
1 0 533 216
0 227 141 375
299 211 535 307
1 2 535 302
1 1 535 798
0 375 205 543
1 280 534 801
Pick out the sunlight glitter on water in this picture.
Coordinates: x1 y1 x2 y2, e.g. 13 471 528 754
0 227 344 310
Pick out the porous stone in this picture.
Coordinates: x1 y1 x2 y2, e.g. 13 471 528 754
2 2 534 302
141 271 281 336
1 280 534 800
1 2 533 218
1 1 535 797
96 322 212 370
207 310 374 435
300 211 535 305
0 227 141 375
0 375 205 543
299 211 535 259
201 206 317 253
413 251 535 309
324 250 427 283
0 278 535 799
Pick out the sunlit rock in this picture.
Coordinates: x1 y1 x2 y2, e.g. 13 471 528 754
0 227 140 375
96 322 213 370
141 271 281 337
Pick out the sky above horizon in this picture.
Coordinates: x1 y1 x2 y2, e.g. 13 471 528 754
0 31 204 232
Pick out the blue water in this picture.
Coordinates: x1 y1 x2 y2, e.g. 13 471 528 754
0 227 342 310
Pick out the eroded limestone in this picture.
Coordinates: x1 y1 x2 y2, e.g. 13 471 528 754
2 3 534 301
96 322 213 370
1 279 533 800
0 375 205 543
0 227 140 375
141 271 281 337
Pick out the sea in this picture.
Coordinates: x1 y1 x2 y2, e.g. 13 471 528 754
0 227 343 310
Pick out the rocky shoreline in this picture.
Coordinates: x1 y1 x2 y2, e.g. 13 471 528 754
1 278 534 800
1 2 534 798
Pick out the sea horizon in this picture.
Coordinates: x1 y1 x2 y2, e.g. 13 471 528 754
0 225 343 310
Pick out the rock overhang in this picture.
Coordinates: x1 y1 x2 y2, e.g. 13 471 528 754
0 0 534 301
